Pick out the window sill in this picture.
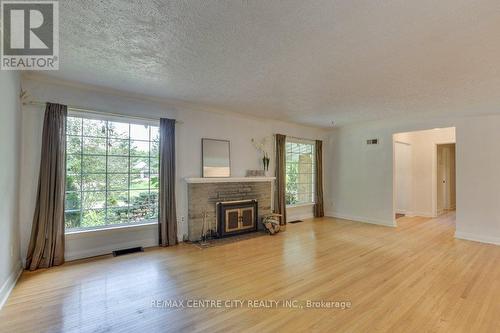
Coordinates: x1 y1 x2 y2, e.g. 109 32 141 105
286 202 316 209
65 222 157 239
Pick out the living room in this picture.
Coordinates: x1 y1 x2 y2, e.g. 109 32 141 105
1 1 500 332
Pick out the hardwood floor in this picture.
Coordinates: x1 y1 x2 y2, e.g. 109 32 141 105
1 213 500 332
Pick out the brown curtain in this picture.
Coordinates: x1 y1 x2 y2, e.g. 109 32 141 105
314 140 324 217
274 134 287 226
26 103 67 271
159 118 178 246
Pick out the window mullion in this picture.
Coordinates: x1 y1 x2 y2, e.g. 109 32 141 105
79 118 84 227
128 124 131 224
104 121 109 225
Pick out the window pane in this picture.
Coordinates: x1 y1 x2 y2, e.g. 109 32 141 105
81 209 106 228
107 207 129 225
129 190 150 204
83 119 107 137
66 174 80 192
83 136 106 155
131 156 149 173
130 124 150 140
82 191 106 210
150 158 159 174
149 190 159 206
150 174 159 190
108 156 129 173
130 174 149 190
107 174 128 191
82 155 106 173
151 126 159 142
150 140 159 157
67 136 81 154
67 154 81 174
130 140 149 156
144 204 158 220
108 121 129 139
67 117 82 135
107 191 129 207
82 173 106 191
108 138 129 156
65 211 81 229
65 191 80 210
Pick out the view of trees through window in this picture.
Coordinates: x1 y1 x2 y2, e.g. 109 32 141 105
285 139 315 206
65 116 160 231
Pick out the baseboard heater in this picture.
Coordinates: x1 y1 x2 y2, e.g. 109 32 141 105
112 246 144 257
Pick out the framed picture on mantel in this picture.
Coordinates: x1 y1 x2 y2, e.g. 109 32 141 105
202 138 231 177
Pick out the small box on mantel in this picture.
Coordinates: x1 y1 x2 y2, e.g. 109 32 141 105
246 170 266 177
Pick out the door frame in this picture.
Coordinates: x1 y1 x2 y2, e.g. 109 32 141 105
394 140 413 217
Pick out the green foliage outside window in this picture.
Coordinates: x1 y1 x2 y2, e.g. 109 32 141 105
285 140 315 206
65 116 160 231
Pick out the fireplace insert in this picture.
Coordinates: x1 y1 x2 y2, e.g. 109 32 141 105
216 199 258 237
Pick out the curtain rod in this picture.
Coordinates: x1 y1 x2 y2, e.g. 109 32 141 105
274 133 318 143
24 100 183 124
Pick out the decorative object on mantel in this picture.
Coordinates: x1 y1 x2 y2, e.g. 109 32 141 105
246 170 266 177
262 213 281 235
251 137 271 172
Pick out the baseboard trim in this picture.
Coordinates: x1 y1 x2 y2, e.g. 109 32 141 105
287 213 314 222
65 238 157 261
455 231 500 246
0 261 23 311
325 211 396 227
411 211 436 218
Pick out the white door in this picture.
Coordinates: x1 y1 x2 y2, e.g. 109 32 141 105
395 142 412 214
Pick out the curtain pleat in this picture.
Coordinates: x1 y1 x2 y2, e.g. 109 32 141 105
159 118 178 246
274 134 287 226
26 103 67 271
314 140 324 217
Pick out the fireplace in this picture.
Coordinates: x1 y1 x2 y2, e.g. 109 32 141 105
217 199 258 237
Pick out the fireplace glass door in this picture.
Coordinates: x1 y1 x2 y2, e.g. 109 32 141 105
218 200 258 237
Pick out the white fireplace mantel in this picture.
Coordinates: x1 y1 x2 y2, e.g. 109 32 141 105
185 176 276 184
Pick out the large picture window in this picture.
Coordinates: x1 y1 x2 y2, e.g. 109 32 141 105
285 139 315 206
65 115 160 231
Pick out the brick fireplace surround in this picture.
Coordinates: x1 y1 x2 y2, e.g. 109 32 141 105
185 177 275 241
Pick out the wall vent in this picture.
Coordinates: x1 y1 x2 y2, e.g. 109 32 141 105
366 139 379 145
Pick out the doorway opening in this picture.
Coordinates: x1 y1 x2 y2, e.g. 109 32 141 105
392 127 456 226
437 143 456 215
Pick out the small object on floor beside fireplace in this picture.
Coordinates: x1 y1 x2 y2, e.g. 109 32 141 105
262 213 281 235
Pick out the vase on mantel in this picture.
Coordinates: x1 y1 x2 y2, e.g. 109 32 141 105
262 154 270 172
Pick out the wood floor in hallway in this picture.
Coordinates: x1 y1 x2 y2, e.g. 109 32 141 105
1 213 499 332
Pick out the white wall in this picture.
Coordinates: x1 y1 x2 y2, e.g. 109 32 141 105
394 128 456 217
327 115 500 245
0 71 22 308
20 75 329 260
394 142 412 214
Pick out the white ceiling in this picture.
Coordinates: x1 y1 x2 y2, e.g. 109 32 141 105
44 0 500 127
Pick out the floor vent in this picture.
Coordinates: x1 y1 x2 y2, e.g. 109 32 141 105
288 220 304 224
112 247 144 257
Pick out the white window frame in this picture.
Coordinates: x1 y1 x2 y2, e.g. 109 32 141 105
285 138 316 207
64 111 160 233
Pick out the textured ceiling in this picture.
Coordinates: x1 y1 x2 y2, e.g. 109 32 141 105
42 0 500 126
